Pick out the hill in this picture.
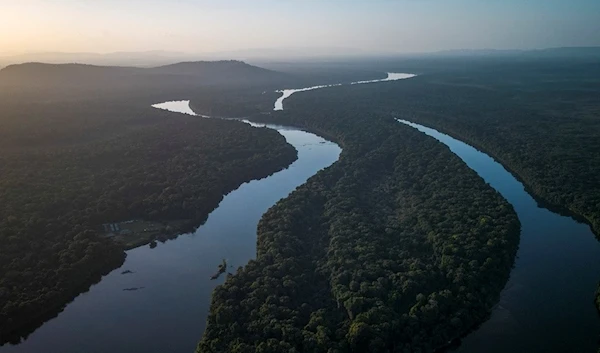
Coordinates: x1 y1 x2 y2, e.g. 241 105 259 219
149 60 286 85
426 46 600 59
0 60 286 89
0 63 144 86
0 51 197 69
528 46 600 58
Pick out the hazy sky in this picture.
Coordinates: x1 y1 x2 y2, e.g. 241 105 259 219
2 0 599 55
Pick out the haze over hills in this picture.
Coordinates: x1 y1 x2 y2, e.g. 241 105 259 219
2 46 600 69
0 48 369 69
425 46 600 58
0 51 198 69
149 61 283 81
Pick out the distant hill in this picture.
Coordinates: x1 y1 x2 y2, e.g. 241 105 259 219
426 46 600 58
0 60 286 89
3 46 599 69
528 46 600 58
0 63 143 86
0 51 196 68
0 47 373 67
428 49 524 57
149 60 285 83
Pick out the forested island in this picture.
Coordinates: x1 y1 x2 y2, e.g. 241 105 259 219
196 94 521 351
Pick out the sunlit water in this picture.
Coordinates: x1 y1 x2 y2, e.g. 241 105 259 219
397 119 600 353
273 72 416 110
0 101 341 353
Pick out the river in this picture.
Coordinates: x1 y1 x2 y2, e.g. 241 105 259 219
397 119 600 353
273 72 416 110
0 103 340 353
0 72 416 353
0 73 414 353
4 71 597 353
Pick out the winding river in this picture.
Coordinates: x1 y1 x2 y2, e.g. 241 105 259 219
3 71 598 353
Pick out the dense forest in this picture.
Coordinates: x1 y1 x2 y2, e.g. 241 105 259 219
300 58 600 236
197 96 520 351
8 57 589 351
263 58 600 351
0 97 297 343
189 88 281 118
0 59 395 344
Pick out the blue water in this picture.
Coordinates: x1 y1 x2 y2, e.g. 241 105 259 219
398 119 600 353
2 72 418 353
4 73 596 353
0 101 341 353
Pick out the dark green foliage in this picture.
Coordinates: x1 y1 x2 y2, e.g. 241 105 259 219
197 99 520 352
300 59 600 235
0 99 297 343
0 60 384 344
264 58 600 350
190 88 281 118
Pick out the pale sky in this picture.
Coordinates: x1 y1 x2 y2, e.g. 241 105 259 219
1 0 599 55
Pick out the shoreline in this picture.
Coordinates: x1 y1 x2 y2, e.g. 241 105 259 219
395 116 599 238
0 121 299 346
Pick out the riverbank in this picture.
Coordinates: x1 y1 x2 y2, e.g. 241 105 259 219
1 146 298 346
0 103 299 347
0 251 125 345
397 119 600 352
0 101 341 353
109 219 191 250
396 118 600 239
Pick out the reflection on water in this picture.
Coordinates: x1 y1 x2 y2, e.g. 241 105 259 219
0 101 340 353
398 119 600 353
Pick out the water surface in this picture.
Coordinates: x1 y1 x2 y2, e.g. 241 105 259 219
0 101 341 353
6 72 585 353
398 119 600 353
